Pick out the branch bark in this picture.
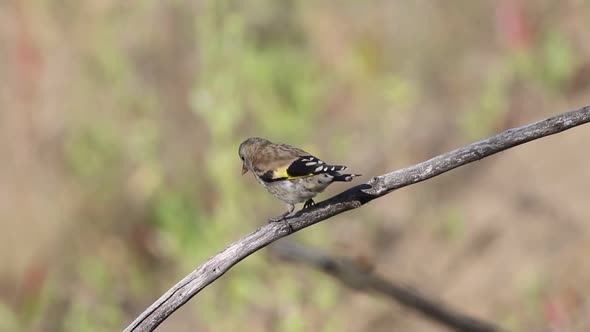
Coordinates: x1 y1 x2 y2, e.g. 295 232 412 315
271 240 502 332
124 105 590 332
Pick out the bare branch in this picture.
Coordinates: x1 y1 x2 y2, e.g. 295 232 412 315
271 240 503 332
124 105 590 332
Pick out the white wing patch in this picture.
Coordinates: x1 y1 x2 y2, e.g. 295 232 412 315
314 165 347 173
305 156 324 165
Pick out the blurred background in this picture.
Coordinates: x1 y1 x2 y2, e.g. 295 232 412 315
1 0 589 331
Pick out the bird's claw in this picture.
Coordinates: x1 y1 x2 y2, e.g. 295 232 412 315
268 210 291 223
303 199 315 210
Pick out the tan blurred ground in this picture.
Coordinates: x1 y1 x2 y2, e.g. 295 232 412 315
0 1 589 332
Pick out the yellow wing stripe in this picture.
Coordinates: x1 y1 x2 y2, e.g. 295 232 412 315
273 165 313 180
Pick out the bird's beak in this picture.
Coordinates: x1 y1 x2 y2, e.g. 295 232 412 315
241 164 248 175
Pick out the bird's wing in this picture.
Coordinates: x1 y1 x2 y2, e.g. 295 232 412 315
256 144 347 182
285 156 348 177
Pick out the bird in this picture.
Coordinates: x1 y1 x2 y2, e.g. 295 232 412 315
238 137 360 222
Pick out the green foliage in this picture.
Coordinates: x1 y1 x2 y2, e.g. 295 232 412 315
310 277 340 310
500 313 523 332
518 270 548 319
152 190 202 249
79 257 114 292
63 299 122 332
511 30 577 92
462 28 578 140
65 122 122 181
192 4 324 141
461 68 510 140
440 206 467 244
539 31 577 90
279 311 308 332
0 303 18 332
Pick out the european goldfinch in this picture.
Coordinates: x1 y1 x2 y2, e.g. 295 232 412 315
238 137 361 221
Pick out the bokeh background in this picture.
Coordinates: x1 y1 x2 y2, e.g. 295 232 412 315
1 1 590 331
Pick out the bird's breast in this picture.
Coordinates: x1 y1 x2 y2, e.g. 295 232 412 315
263 174 333 204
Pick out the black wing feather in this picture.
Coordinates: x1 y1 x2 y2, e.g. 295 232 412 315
286 156 347 177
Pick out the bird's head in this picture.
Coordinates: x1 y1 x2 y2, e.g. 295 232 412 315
238 137 271 175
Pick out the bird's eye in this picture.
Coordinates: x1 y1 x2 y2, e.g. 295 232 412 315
240 156 244 161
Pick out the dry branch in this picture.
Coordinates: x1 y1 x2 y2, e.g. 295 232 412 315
124 105 590 332
271 240 502 332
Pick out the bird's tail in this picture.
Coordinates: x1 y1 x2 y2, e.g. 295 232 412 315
330 172 361 182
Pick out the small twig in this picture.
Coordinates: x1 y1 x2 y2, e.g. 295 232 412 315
269 241 503 332
123 106 590 332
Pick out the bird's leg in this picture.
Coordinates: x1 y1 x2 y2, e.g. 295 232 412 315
268 204 295 223
268 211 290 223
303 199 315 210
